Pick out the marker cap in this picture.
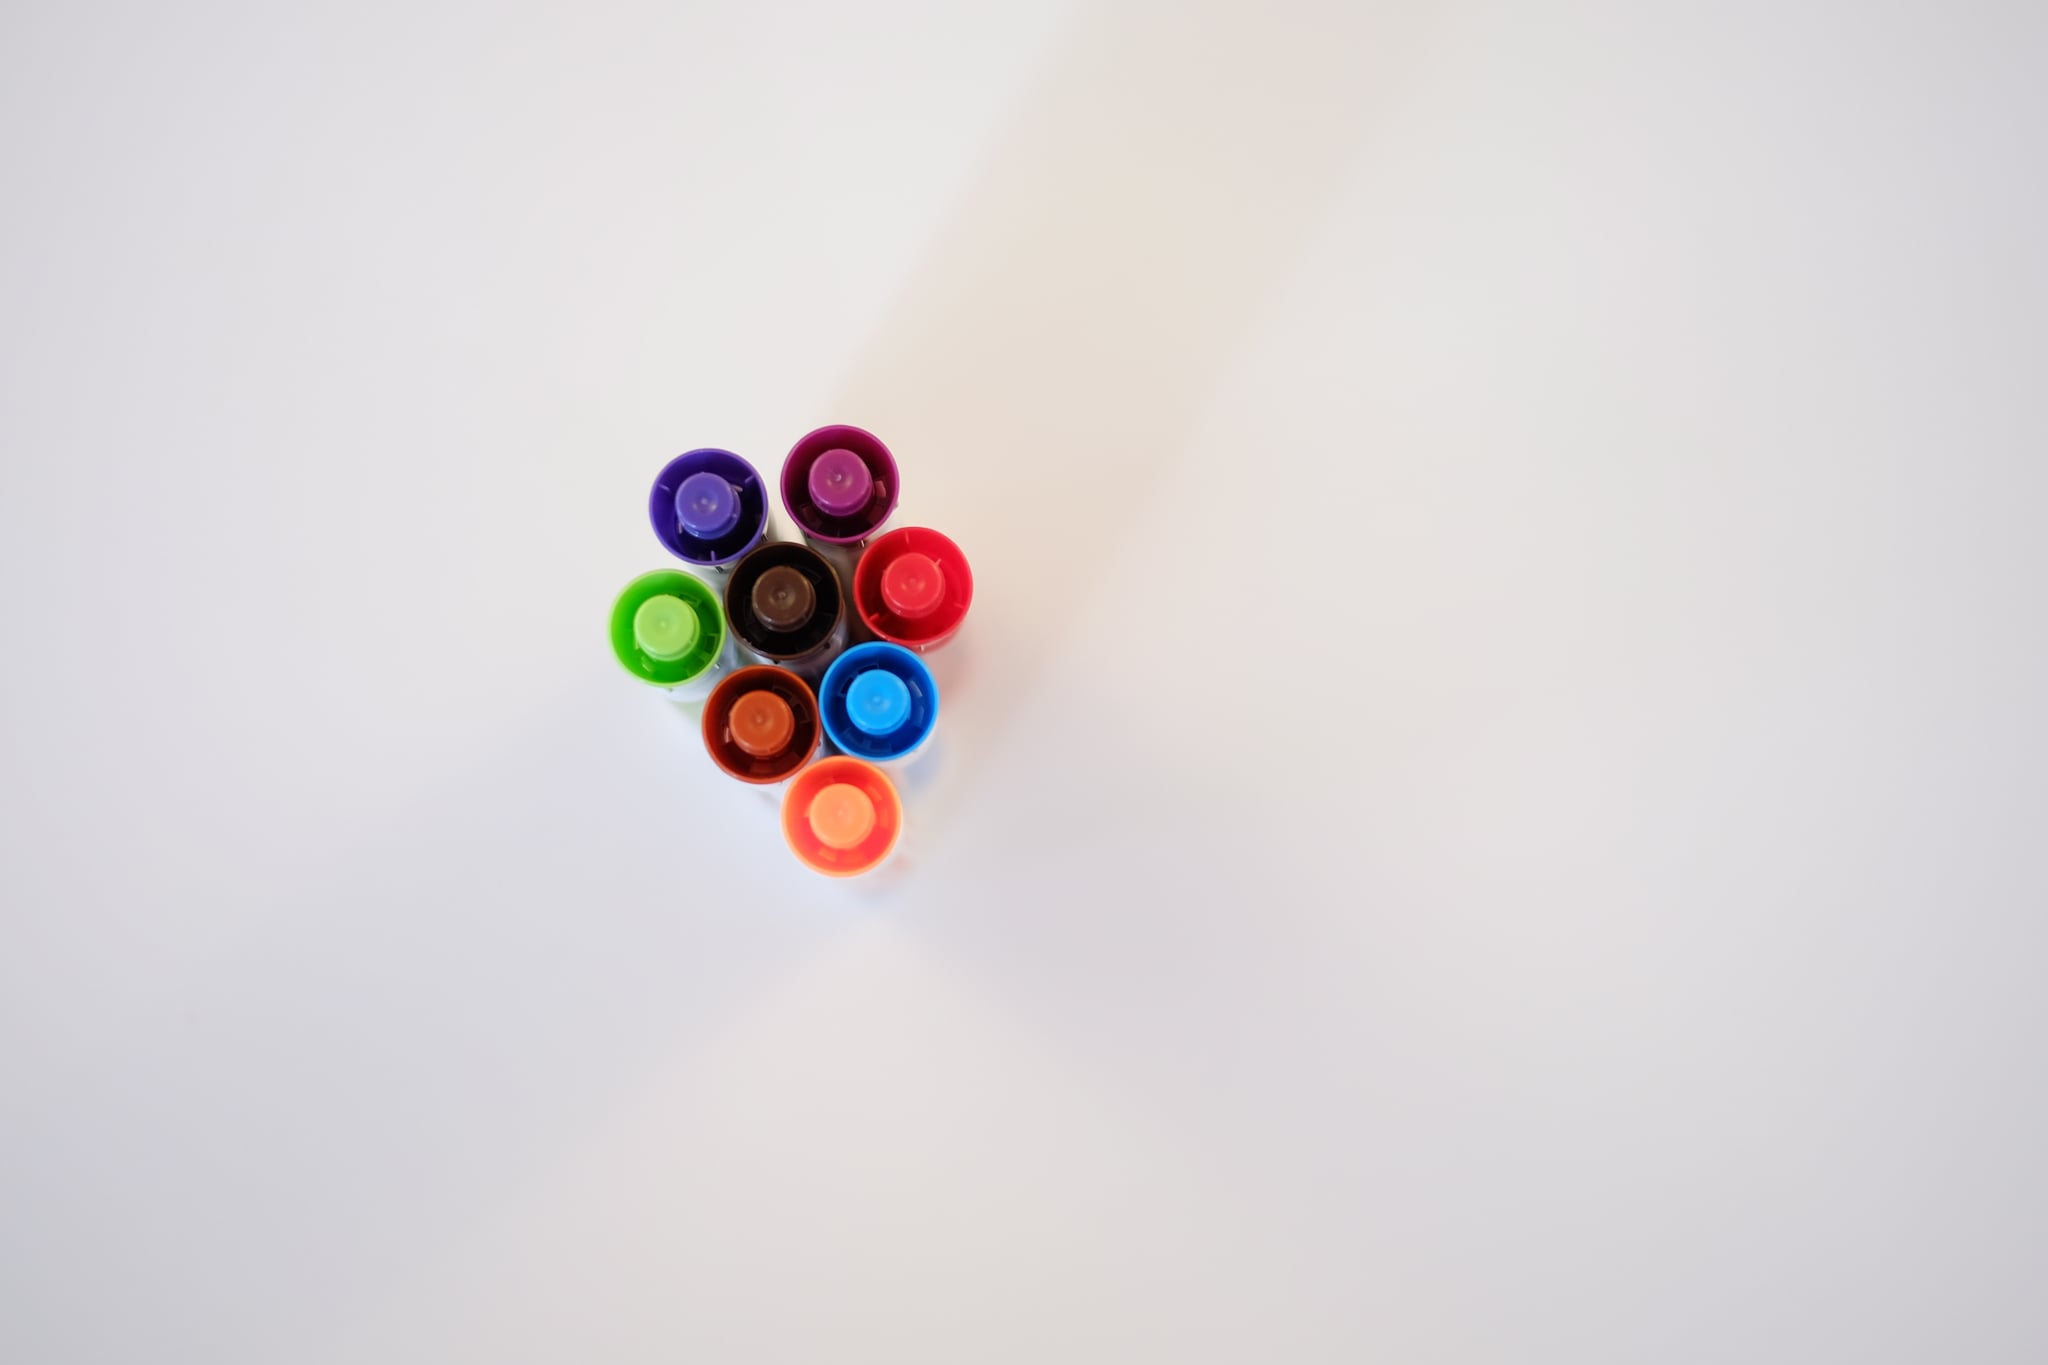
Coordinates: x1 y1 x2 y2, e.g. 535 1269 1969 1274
724 541 846 674
729 689 795 758
649 448 769 568
880 552 945 619
853 526 973 651
751 565 816 632
609 570 725 688
818 641 938 763
780 425 899 545
702 666 821 784
782 756 902 876
808 783 876 848
807 448 874 517
847 669 911 736
675 471 742 540
632 593 701 661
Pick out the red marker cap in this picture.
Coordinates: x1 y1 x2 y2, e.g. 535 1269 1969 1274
853 526 973 651
782 756 902 877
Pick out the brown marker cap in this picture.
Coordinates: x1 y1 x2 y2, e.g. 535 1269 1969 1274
729 689 796 758
751 564 816 632
724 542 845 667
701 665 821 784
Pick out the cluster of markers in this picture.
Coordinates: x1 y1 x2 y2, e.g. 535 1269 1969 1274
608 425 972 877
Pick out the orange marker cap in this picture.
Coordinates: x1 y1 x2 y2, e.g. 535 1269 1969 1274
782 756 901 876
807 783 876 849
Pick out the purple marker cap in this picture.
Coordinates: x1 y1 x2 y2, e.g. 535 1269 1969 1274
807 448 874 518
676 471 741 540
650 448 769 568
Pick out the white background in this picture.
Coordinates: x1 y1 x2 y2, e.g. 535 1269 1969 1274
4 1 2046 1360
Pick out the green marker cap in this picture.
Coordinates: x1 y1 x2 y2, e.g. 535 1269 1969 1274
610 569 724 687
633 593 700 660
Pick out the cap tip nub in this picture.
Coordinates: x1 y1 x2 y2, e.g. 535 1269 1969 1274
729 688 796 758
676 470 742 540
846 668 912 737
632 593 700 660
809 782 877 850
808 447 874 517
880 551 944 619
751 564 817 632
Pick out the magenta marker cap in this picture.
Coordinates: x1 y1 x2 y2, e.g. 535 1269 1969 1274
808 448 874 517
649 448 769 569
780 425 899 546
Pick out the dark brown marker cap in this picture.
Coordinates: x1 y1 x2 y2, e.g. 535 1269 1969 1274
702 666 820 784
751 564 816 632
724 541 844 662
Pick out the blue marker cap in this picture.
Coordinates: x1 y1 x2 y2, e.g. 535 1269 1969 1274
819 641 937 762
676 470 741 540
846 668 912 736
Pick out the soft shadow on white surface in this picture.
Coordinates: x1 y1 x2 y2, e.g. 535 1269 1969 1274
864 5 2048 1360
0 676 858 1360
824 0 1432 846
